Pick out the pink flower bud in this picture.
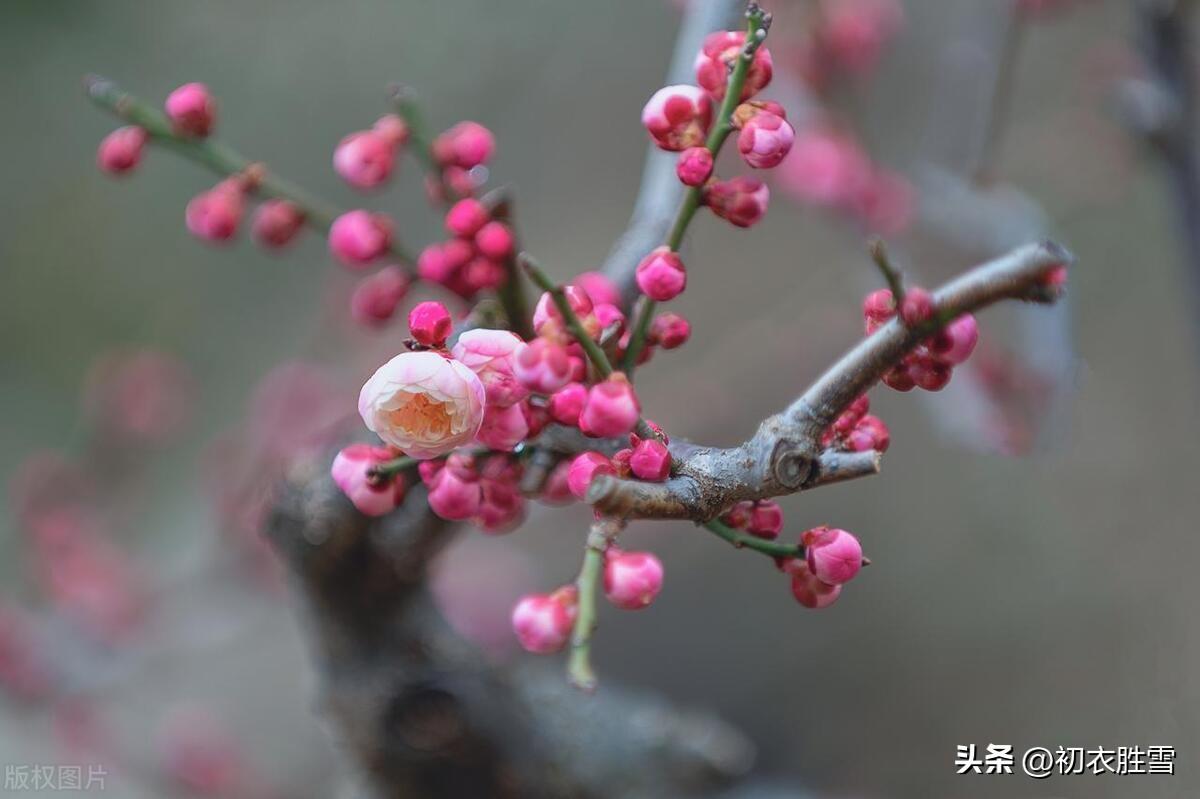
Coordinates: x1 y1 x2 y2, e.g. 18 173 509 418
778 128 872 209
452 328 527 407
705 176 770 228
676 146 714 187
747 500 783 540
694 31 773 101
650 313 691 349
164 82 216 137
351 266 410 327
882 364 916 392
531 287 595 337
899 287 934 326
330 444 405 517
575 272 621 307
612 447 633 477
540 460 574 505
855 169 915 236
521 400 550 438
475 221 515 259
578 377 641 438
433 121 495 170
722 500 753 529
251 199 305 249
1042 263 1069 288
789 560 842 609
822 0 904 75
635 247 687 302
333 130 395 190
475 402 530 451
593 304 626 336
567 452 616 499
932 314 978 365
629 439 671 482
462 257 507 294
408 301 453 347
96 126 147 175
511 586 577 654
603 550 664 610
328 210 392 268
445 198 491 238
358 351 485 458
547 382 587 426
909 360 952 391
475 476 526 534
417 241 471 285
803 526 863 585
426 457 482 520
372 113 409 147
862 288 896 326
737 112 795 169
185 181 243 243
846 414 890 452
641 84 713 151
514 338 573 394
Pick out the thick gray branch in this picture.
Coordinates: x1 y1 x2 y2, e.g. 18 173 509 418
589 241 1072 521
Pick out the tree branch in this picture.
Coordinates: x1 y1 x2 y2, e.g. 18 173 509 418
588 241 1072 521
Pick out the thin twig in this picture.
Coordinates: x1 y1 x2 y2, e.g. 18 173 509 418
85 75 416 266
567 517 624 692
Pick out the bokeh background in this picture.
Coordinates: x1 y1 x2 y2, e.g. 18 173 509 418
2 1 1198 797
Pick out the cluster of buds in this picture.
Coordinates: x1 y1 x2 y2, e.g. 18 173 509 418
420 452 526 532
641 27 787 236
418 195 514 300
428 121 495 202
863 287 980 391
783 526 865 609
820 394 891 453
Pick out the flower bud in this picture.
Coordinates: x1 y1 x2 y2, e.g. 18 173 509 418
452 328 527 407
433 121 495 169
650 313 691 349
96 126 147 175
164 82 216 137
899 286 934 326
333 130 395 190
330 444 405 517
251 199 305 249
532 287 595 336
846 414 890 452
930 314 978 366
694 31 773 101
705 176 770 228
641 84 713 151
578 377 641 438
547 382 588 426
417 240 471 285
803 526 863 585
567 452 616 499
372 114 409 147
185 181 243 243
540 460 574 505
328 210 392 267
511 586 577 654
475 402 530 451
676 146 714 187
746 500 783 540
603 550 664 610
445 198 491 238
408 301 453 347
425 455 482 520
629 439 671 482
722 501 753 529
593 304 626 337
351 266 410 327
882 364 916 392
862 288 896 327
575 271 621 307
789 560 842 609
475 476 525 534
475 221 514 259
514 338 573 394
635 247 687 302
778 128 872 209
737 112 795 169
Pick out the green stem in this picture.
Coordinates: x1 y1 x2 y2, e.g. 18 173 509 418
86 75 415 265
622 5 769 373
566 521 620 692
520 254 615 379
703 519 802 559
367 454 420 480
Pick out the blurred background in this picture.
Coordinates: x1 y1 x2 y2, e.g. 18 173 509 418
1 0 1198 797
